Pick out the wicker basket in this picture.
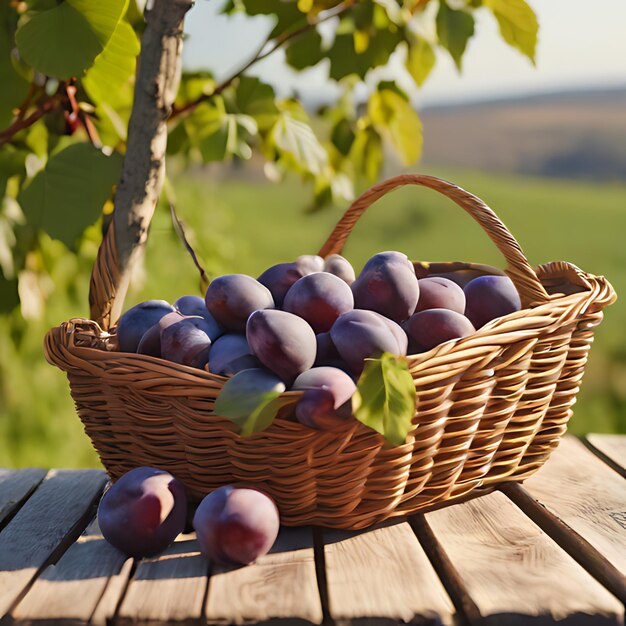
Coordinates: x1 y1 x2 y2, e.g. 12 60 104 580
45 174 616 529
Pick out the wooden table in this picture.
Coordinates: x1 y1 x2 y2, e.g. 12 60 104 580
0 435 624 625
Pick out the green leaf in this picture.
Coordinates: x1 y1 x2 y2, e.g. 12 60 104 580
0 6 30 127
349 124 383 181
0 274 19 313
352 352 416 446
331 119 355 156
83 20 139 108
214 369 287 435
436 1 475 71
233 76 279 131
328 27 404 80
18 143 122 247
369 86 422 165
285 28 324 70
16 0 126 78
271 113 327 175
484 0 537 63
406 36 436 87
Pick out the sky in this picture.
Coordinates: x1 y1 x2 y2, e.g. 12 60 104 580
182 0 626 106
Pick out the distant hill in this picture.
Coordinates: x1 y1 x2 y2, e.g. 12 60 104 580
419 86 626 181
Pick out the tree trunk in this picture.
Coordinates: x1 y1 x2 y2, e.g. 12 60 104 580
89 0 194 327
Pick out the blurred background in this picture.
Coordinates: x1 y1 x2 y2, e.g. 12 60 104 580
1 0 624 467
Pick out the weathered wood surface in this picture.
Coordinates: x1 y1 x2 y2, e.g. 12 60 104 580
1 435 625 625
116 535 208 625
0 468 47 528
10 517 129 625
205 526 323 625
0 469 107 617
425 491 624 625
522 437 626 578
323 521 454 624
585 434 626 477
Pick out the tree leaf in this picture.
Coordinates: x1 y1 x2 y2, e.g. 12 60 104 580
16 0 126 78
352 352 416 446
0 6 30 127
369 86 422 165
18 143 122 247
271 112 327 175
285 28 324 70
406 36 436 87
83 20 139 108
233 76 279 131
436 1 475 71
214 369 287 435
484 0 537 63
349 124 383 181
328 27 404 80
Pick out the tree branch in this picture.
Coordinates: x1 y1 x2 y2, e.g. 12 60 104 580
90 0 194 325
170 0 356 121
0 91 67 147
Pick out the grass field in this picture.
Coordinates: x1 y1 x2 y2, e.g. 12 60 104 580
1 166 624 468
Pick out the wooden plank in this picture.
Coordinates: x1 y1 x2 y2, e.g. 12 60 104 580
323 521 454 625
522 437 626 578
426 491 623 625
10 517 130 625
116 535 208 625
90 559 134 626
502 483 626 606
585 434 626 477
205 526 323 625
0 469 47 529
0 469 107 618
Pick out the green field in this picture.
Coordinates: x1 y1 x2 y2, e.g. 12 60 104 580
1 166 624 468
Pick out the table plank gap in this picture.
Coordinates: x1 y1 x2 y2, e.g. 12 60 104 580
323 520 455 625
501 482 626 604
410 515 481 626
0 470 108 619
205 525 323 625
425 490 623 625
312 526 332 626
92 559 136 626
583 435 626 478
10 517 131 626
116 535 208 626
0 469 48 532
520 437 626 589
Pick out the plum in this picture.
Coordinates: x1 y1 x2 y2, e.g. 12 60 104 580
174 295 223 340
323 254 356 285
406 308 475 352
116 300 175 353
208 333 260 376
296 254 325 273
137 311 184 357
292 367 356 430
98 467 187 558
161 318 212 368
246 309 316 383
193 486 280 565
257 262 306 307
283 272 354 333
464 275 521 328
330 309 408 374
415 277 466 314
351 251 419 323
205 275 274 332
314 332 346 369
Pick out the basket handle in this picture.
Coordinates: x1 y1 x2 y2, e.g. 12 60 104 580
318 173 550 305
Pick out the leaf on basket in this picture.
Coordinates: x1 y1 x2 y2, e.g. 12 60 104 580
352 352 416 446
214 373 292 435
